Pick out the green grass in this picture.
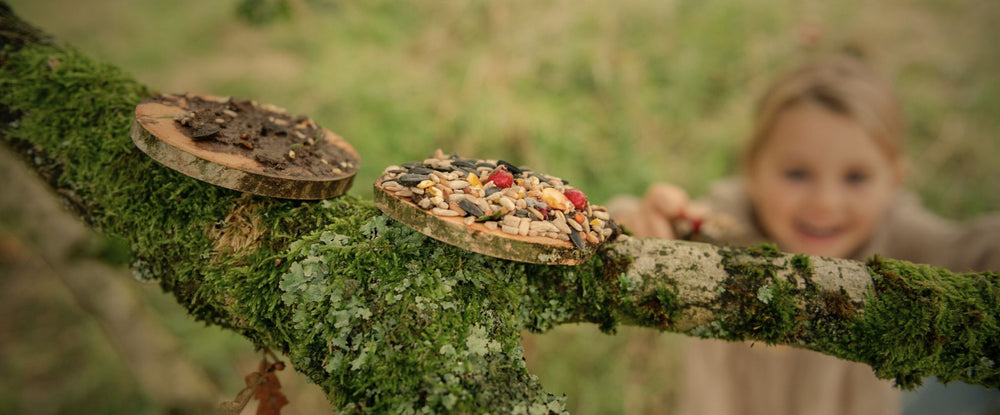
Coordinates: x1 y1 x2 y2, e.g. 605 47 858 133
4 0 999 413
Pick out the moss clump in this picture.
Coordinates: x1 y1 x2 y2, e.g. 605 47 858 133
851 256 1000 389
714 249 799 343
278 210 571 412
634 287 681 330
748 242 782 258
790 253 811 276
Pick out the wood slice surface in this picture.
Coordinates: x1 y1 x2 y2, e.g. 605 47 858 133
374 182 594 265
131 94 359 200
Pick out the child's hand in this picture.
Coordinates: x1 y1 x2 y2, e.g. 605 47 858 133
607 183 693 239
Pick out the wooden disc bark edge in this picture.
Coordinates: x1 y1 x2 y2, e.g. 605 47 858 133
373 183 593 265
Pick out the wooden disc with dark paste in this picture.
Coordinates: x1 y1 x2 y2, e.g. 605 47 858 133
131 93 359 200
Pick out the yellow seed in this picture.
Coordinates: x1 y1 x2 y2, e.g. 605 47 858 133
417 180 436 189
541 187 573 212
590 219 601 226
467 173 482 188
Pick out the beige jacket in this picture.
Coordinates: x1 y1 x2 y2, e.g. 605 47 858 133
677 178 1000 415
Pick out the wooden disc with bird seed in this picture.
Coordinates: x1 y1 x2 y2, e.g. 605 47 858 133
374 151 625 265
131 93 359 200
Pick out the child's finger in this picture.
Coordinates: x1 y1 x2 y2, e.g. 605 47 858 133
640 197 677 239
644 183 690 219
606 195 644 235
683 202 710 221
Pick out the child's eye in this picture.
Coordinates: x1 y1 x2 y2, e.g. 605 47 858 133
783 168 809 181
845 171 869 185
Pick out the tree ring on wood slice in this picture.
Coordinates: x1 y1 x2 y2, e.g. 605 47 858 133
131 93 360 200
372 153 621 265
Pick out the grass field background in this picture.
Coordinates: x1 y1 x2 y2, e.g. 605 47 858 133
3 0 998 413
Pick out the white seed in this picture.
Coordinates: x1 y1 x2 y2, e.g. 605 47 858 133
474 198 491 214
515 198 527 209
432 208 460 217
553 212 572 234
214 118 226 124
501 215 521 228
448 193 467 203
527 207 545 220
464 216 476 225
602 228 613 238
448 180 469 190
567 217 583 232
410 187 424 195
418 198 432 209
429 196 444 206
530 221 558 233
499 197 516 212
517 218 530 236
396 188 414 198
593 211 610 221
501 224 519 235
288 150 296 159
383 165 402 174
484 221 498 231
382 182 403 192
222 109 238 118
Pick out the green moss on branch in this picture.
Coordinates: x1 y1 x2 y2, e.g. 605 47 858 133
851 257 999 388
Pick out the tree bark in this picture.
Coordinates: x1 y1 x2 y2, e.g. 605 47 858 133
1 3 997 413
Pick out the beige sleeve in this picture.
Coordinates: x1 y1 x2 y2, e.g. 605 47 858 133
882 193 1000 273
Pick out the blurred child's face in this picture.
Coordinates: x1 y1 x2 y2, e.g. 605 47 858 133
746 102 901 258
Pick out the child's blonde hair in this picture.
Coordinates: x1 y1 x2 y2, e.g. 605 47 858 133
742 55 904 169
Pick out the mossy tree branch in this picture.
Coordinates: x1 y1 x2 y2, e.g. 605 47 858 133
1 4 997 412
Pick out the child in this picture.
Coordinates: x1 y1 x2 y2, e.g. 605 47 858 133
609 55 1000 415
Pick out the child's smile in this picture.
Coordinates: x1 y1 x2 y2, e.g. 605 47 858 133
747 102 901 258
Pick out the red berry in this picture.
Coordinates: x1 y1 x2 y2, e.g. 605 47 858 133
564 189 588 211
486 168 514 188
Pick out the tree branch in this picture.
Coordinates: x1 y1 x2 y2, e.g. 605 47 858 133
1 4 996 412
